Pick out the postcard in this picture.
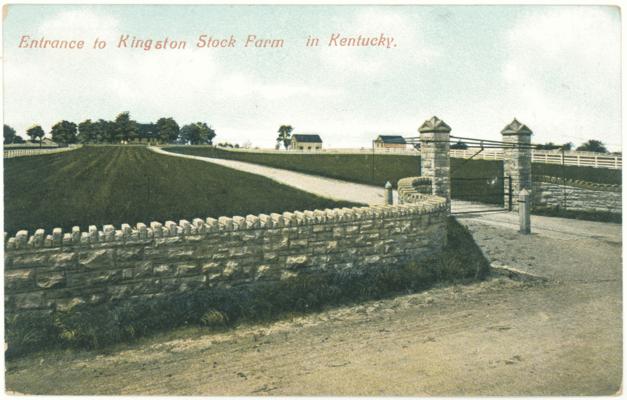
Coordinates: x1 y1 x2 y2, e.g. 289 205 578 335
2 3 622 396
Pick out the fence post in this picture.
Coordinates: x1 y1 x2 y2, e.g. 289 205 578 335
501 119 533 211
384 181 393 205
519 189 531 234
419 116 451 208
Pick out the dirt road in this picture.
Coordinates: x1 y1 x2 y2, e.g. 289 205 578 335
5 279 621 395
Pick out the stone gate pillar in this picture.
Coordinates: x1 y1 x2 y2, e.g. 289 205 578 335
419 116 451 205
501 119 533 211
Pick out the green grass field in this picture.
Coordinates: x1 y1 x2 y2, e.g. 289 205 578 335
165 147 621 207
165 146 423 187
4 146 357 235
164 146 505 204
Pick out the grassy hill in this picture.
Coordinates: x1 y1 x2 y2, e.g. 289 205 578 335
4 146 357 235
164 146 504 185
164 147 621 207
164 146 505 204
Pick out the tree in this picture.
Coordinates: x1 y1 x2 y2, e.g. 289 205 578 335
277 125 293 150
562 142 574 151
50 120 78 144
450 140 468 150
4 124 16 144
156 117 180 144
113 112 139 143
26 125 45 146
180 122 216 145
13 136 25 144
77 119 95 143
535 142 560 150
138 123 157 143
576 139 608 153
97 119 116 143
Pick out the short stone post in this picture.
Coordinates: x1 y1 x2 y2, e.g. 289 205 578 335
502 119 533 211
384 181 393 205
419 116 451 206
519 188 531 234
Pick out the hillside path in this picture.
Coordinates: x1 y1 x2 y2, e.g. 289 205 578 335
151 146 391 205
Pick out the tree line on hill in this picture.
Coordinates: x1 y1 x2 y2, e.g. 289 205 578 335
3 112 216 146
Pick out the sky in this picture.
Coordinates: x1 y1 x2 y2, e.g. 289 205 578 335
2 5 622 150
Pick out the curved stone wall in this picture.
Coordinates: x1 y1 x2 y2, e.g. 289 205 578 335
5 190 448 314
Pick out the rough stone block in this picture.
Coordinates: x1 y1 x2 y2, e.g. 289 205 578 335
153 264 170 274
176 263 200 275
154 236 183 246
146 245 194 259
35 271 65 289
11 252 49 268
205 218 219 232
286 255 308 268
179 220 191 235
14 231 32 249
232 216 246 230
79 249 115 269
68 269 122 287
116 246 143 261
5 269 35 291
55 297 86 312
165 221 177 236
223 261 238 277
14 292 48 310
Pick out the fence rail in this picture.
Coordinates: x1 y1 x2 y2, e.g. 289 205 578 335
3 144 82 158
217 146 621 169
448 149 622 169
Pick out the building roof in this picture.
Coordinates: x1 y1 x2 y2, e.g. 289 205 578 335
292 134 322 143
376 135 407 144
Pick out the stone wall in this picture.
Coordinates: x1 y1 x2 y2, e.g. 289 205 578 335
532 176 622 214
397 176 432 204
5 192 448 316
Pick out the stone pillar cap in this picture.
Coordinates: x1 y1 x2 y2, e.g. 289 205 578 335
419 116 451 133
501 119 533 135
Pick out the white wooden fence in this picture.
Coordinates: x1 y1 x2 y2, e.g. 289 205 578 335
220 146 621 169
449 149 622 169
3 144 82 158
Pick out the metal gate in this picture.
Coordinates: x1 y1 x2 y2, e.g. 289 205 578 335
451 176 512 214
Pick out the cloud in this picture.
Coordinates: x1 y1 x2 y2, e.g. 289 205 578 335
319 7 438 75
500 7 621 148
4 6 620 151
4 8 345 142
36 9 120 42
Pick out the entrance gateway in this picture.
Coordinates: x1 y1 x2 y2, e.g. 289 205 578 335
391 117 533 215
